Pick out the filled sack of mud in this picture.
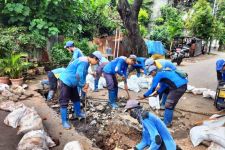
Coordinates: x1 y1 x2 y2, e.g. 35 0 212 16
148 96 160 110
63 141 84 150
203 90 216 100
192 88 207 95
17 107 44 134
0 101 25 112
190 126 225 148
18 130 56 150
4 106 28 128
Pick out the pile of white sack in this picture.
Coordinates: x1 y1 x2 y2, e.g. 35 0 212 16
86 74 106 91
186 85 216 100
0 101 55 150
118 75 152 93
190 114 225 149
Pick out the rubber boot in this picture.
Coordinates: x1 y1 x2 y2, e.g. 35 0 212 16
94 78 99 92
164 109 174 127
47 90 54 101
115 87 118 100
60 108 71 129
73 101 86 119
108 90 118 109
160 94 168 110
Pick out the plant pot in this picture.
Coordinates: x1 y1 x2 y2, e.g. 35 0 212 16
0 76 10 85
10 77 24 86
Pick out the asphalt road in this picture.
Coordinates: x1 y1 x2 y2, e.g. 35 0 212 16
177 51 225 90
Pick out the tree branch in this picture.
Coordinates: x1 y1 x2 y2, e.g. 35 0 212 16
132 0 143 18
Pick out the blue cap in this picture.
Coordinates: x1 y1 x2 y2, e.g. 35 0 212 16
92 51 102 61
64 41 74 48
148 65 157 75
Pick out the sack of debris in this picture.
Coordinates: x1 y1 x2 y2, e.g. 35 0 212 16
18 130 56 150
186 85 195 93
137 76 152 89
17 107 44 134
148 96 160 110
190 126 225 148
0 83 9 93
192 88 207 95
0 101 25 112
86 74 106 91
4 106 28 128
203 90 216 100
63 141 84 150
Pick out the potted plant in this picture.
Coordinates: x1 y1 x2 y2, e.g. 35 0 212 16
0 58 10 84
5 52 31 86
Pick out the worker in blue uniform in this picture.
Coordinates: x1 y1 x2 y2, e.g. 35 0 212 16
128 57 147 77
64 41 84 62
145 58 177 109
124 100 176 150
140 66 188 127
216 59 225 82
58 51 102 129
103 55 136 109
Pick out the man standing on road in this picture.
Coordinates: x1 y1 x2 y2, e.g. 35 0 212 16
216 59 225 82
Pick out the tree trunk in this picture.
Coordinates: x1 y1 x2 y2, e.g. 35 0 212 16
218 40 225 51
117 0 147 56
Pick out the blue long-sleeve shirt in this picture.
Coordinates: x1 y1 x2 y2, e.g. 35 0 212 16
72 48 83 61
133 57 147 75
216 59 225 81
59 57 89 87
136 113 176 150
51 67 65 79
144 70 188 97
103 56 128 78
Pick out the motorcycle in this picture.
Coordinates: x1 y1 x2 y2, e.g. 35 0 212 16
170 47 190 66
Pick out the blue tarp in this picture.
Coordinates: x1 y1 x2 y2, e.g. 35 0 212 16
145 40 166 55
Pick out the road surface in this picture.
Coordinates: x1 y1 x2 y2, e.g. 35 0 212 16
177 51 225 90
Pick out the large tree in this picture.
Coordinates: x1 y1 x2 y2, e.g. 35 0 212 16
117 0 147 56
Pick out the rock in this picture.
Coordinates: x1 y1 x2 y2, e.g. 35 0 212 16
96 105 105 112
11 86 25 95
90 120 97 126
19 95 27 100
9 95 20 102
22 84 28 89
2 90 14 97
0 96 8 101
23 90 34 97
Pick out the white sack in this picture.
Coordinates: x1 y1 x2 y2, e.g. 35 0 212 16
18 130 55 150
192 88 207 95
203 115 225 128
4 106 27 128
18 107 44 134
203 90 216 100
63 141 84 150
86 74 105 91
190 126 225 148
148 96 160 110
0 83 9 92
186 85 195 93
137 76 152 89
0 101 25 112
